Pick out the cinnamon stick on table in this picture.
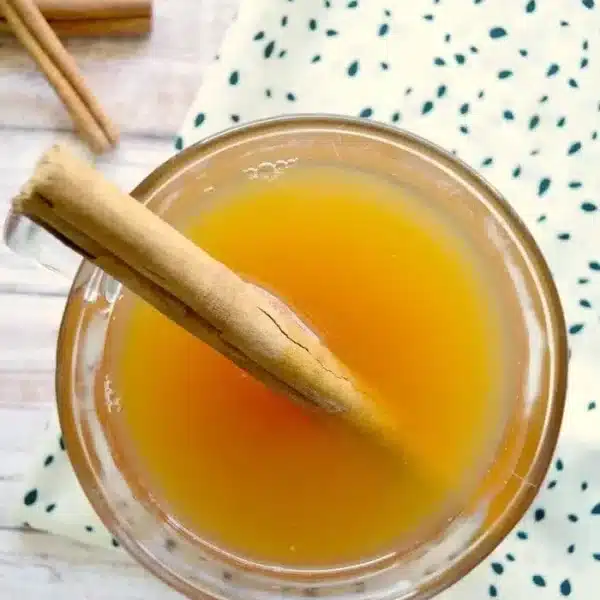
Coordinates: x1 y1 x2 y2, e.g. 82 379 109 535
12 145 439 474
25 0 151 19
0 0 119 153
0 0 152 37
0 16 151 37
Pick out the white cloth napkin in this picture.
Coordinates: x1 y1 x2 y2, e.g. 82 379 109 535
14 1 600 597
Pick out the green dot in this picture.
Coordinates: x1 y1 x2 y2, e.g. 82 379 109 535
166 538 177 551
423 13 434 20
174 137 183 151
504 110 515 120
311 54 321 63
455 53 466 64
581 57 589 68
491 562 504 575
481 157 494 166
460 103 470 115
59 436 65 451
286 92 297 101
498 70 513 79
437 85 447 98
560 579 572 596
85 525 94 532
569 181 583 188
589 401 597 410
347 0 358 6
538 178 551 196
557 116 567 127
194 112 205 127
347 60 359 76
582 0 594 8
380 61 390 70
526 0 536 12
513 166 522 178
533 575 546 587
230 114 240 123
45 503 56 513
253 31 265 41
421 101 434 115
281 15 288 26
568 78 579 88
378 23 390 36
547 63 560 76
434 57 446 66
359 107 373 118
580 299 591 307
309 18 317 30
519 48 528 56
278 50 287 58
112 538 120 548
24 489 38 506
569 323 584 334
529 115 540 129
568 141 582 155
264 41 276 58
489 26 507 38
44 455 54 467
391 112 401 123
326 29 339 36
459 125 469 134
265 88 272 98
581 202 597 212
229 70 240 85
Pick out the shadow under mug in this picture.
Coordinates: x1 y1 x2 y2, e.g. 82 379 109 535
4 116 567 600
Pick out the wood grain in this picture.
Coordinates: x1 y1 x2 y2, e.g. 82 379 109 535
0 2 239 596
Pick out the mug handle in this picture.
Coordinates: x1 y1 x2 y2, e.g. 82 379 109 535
4 208 82 282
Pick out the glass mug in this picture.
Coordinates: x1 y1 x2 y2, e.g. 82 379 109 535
4 116 567 600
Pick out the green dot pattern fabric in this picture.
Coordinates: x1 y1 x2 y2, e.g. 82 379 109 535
14 1 600 597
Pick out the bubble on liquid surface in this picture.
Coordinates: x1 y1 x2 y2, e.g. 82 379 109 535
242 158 298 181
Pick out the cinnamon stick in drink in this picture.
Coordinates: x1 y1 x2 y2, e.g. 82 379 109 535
12 145 444 478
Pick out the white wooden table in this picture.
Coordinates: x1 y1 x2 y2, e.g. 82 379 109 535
0 2 238 596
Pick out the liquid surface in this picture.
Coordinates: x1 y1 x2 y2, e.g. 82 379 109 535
111 166 505 568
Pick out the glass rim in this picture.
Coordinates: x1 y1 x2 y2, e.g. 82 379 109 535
55 114 568 600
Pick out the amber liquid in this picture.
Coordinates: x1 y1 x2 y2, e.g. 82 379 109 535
110 166 505 568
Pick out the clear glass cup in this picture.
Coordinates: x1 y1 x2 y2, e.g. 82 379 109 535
4 116 567 600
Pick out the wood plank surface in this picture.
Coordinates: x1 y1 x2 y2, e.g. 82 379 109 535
0 2 239 596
